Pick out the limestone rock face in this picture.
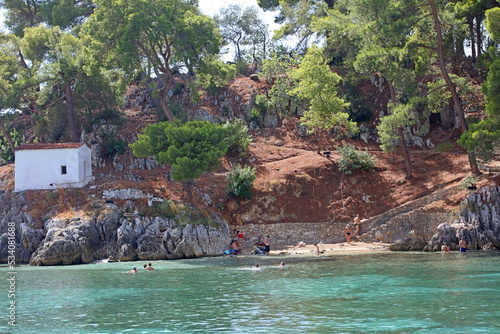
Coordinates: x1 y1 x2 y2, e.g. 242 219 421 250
423 223 458 251
389 238 427 251
30 219 101 265
0 192 42 263
425 186 500 251
0 191 231 265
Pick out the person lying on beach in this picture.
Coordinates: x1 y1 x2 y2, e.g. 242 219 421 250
127 266 138 273
296 241 306 247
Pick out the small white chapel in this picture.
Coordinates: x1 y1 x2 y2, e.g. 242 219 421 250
14 143 92 192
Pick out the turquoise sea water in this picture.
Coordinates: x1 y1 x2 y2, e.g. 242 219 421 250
1 251 499 333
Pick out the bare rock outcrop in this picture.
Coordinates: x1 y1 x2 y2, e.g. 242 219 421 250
424 186 500 251
0 190 231 265
30 218 101 265
388 238 427 251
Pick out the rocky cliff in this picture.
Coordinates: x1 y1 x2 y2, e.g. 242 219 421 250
423 185 500 251
0 192 231 265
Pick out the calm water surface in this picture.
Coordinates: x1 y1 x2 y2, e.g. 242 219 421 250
1 251 499 333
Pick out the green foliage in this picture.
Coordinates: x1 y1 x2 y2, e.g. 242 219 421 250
101 136 127 157
0 128 22 163
261 52 301 117
248 108 263 127
235 58 250 75
485 7 500 42
460 174 480 190
341 82 373 123
172 82 185 96
215 4 269 61
33 105 70 142
222 119 252 154
254 94 269 112
290 45 355 137
458 117 500 162
226 164 257 199
336 143 377 175
377 98 426 152
130 120 228 181
170 101 188 123
457 8 500 163
436 141 455 153
195 57 236 95
84 0 221 121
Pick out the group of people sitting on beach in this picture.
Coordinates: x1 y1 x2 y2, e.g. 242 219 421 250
226 231 271 256
126 263 154 273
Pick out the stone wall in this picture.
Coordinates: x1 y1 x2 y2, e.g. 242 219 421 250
231 220 348 248
361 207 454 243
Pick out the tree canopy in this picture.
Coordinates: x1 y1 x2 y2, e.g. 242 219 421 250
130 120 229 182
84 0 221 122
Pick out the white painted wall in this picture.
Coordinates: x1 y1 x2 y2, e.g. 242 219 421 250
15 145 92 191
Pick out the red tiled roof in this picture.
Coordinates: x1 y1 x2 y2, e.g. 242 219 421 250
16 143 85 151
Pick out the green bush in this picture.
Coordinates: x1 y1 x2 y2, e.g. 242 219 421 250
460 174 480 190
0 128 22 163
436 141 455 153
235 58 249 75
222 119 252 154
172 82 185 96
226 164 257 199
336 143 377 174
254 94 269 112
102 136 128 157
248 108 262 127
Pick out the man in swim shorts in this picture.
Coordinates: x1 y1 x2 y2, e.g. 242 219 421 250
353 214 361 236
459 238 467 252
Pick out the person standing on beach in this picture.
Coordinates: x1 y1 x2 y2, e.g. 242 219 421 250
314 243 320 255
238 230 243 247
344 224 352 244
459 238 467 253
264 235 270 255
353 214 361 237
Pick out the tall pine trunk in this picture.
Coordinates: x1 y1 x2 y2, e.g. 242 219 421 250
158 88 175 122
388 81 412 179
63 79 79 142
429 0 479 174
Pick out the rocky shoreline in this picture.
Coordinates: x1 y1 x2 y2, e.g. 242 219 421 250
0 185 498 266
0 192 230 265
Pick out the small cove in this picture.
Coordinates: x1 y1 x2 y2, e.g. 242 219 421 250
1 251 499 333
